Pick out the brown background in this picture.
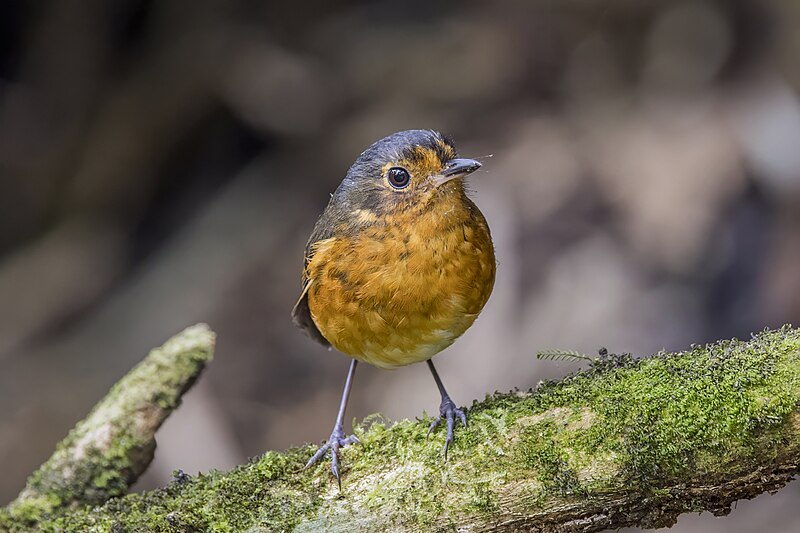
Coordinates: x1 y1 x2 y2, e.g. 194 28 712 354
1 1 800 531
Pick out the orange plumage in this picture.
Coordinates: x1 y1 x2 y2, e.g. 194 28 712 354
306 182 495 368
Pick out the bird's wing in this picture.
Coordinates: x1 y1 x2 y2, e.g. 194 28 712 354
291 277 330 347
291 212 339 347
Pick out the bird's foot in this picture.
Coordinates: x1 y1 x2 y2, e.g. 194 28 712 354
427 395 467 460
304 424 360 488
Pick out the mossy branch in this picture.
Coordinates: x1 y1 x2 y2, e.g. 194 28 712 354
4 326 800 532
6 324 215 526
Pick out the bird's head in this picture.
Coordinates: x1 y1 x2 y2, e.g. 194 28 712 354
336 130 482 217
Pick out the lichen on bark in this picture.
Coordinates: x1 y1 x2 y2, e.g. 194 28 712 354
6 324 215 529
3 325 800 532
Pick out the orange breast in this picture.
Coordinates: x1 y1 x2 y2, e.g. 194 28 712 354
306 196 495 368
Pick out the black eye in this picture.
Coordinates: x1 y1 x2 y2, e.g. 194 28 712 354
387 167 411 189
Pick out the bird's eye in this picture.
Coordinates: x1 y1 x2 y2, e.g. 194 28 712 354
386 167 411 189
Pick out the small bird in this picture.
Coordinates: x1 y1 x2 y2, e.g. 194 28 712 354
292 129 496 486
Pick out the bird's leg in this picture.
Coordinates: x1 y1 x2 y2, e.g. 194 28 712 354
304 359 360 487
426 359 467 460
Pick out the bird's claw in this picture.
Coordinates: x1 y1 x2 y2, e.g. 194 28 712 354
304 424 360 488
427 396 467 460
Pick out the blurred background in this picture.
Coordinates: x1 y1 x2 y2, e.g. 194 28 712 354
1 0 799 531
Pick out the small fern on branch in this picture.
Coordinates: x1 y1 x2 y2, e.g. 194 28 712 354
535 349 594 363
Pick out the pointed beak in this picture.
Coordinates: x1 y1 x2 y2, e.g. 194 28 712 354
433 158 482 187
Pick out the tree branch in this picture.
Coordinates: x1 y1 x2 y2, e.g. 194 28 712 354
4 326 800 532
6 324 215 526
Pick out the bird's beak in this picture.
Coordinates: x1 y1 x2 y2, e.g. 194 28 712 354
432 158 482 187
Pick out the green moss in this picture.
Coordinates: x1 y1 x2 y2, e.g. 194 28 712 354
33 448 320 533
4 494 58 531
7 325 215 529
516 419 581 495
6 327 800 531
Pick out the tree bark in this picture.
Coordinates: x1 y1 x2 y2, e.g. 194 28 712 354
5 324 215 526
3 325 800 532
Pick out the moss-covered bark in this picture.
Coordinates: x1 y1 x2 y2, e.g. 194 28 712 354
4 324 215 529
3 326 800 532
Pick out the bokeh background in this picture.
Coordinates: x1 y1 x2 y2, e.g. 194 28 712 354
1 1 800 531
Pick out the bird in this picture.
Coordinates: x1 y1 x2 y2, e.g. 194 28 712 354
292 129 496 486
